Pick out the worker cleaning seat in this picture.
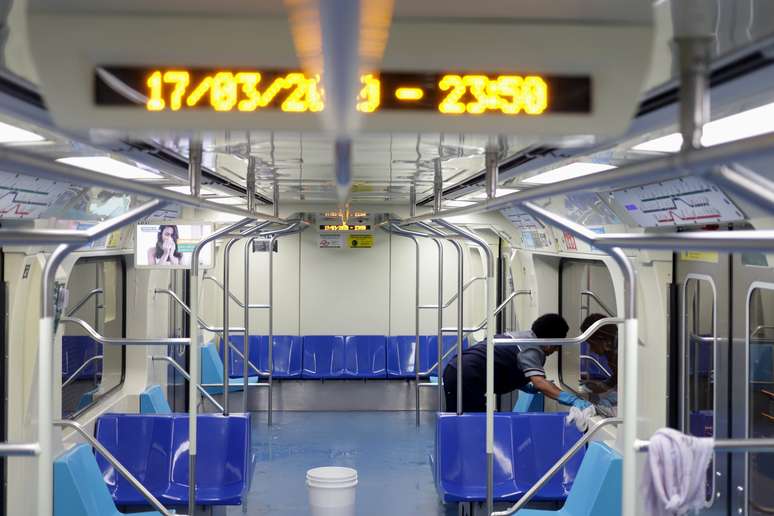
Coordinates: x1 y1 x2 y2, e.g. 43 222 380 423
201 341 260 395
344 335 387 378
302 336 347 378
54 443 161 516
513 391 545 412
95 413 252 507
433 413 584 503
225 335 303 378
508 442 622 516
140 385 172 414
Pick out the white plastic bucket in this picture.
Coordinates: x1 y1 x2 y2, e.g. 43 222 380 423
306 466 358 516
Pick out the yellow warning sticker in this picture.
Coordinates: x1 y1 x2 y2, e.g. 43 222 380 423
680 251 719 263
347 234 373 248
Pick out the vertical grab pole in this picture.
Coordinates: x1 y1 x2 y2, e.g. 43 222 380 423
39 243 75 516
222 238 240 415
455 241 464 415
189 218 251 516
432 238 444 410
434 220 495 515
243 237 251 414
268 235 276 426
412 237 421 425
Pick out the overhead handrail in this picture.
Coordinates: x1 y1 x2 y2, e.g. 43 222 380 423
440 289 531 333
203 275 270 310
580 354 613 378
751 324 774 337
150 356 224 412
493 317 625 347
65 288 103 317
418 276 485 310
60 317 189 346
634 437 774 452
492 417 624 515
580 289 616 318
61 355 103 388
0 442 40 456
53 419 174 516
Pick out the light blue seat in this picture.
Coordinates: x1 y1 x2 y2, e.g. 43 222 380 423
201 342 260 395
514 442 622 516
140 384 172 414
54 443 161 516
513 391 545 413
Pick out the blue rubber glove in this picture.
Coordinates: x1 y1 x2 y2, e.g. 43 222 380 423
520 383 538 394
557 391 592 410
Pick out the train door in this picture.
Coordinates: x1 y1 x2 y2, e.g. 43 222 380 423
558 259 618 411
675 253 731 515
729 254 774 515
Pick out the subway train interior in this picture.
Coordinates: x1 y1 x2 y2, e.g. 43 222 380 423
0 1 773 515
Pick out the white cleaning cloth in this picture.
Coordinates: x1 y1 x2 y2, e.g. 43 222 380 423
642 428 714 516
565 405 596 432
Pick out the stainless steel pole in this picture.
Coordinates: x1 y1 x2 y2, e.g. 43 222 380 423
413 237 421 425
268 235 276 426
456 241 464 415
189 136 203 198
189 218 252 516
222 238 240 415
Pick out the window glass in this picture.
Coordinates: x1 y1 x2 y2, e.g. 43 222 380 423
684 276 715 504
61 257 124 418
559 259 618 412
748 287 774 515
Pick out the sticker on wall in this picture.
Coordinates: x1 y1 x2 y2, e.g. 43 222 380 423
347 234 373 248
319 233 344 248
679 251 719 263
563 232 578 251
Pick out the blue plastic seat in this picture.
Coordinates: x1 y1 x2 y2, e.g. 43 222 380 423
512 442 622 516
201 342 260 394
226 335 302 378
302 336 347 378
54 443 161 516
140 385 172 414
95 413 252 506
386 336 431 378
345 336 387 378
513 391 545 413
428 335 468 371
434 413 584 503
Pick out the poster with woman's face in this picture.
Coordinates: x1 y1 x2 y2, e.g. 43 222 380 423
135 224 213 268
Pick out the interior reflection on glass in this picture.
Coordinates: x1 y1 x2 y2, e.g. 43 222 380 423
748 288 774 516
684 277 715 504
61 258 123 418
579 313 618 409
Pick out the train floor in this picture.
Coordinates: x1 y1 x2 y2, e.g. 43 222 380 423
230 411 454 516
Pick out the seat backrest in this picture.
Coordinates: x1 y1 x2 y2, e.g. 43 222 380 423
260 336 303 377
562 441 622 516
94 414 174 497
169 414 251 488
201 341 225 384
513 391 544 413
428 335 468 370
302 336 346 378
140 384 172 414
345 336 387 377
386 336 430 377
54 443 119 516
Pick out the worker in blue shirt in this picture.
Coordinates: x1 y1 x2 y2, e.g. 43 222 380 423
442 313 592 412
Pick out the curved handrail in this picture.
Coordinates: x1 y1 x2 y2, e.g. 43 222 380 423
492 417 624 516
150 356 224 412
62 355 103 388
493 317 625 347
53 419 173 516
203 276 269 310
418 276 486 310
580 289 616 318
65 288 103 317
441 289 532 334
580 354 613 378
60 317 189 346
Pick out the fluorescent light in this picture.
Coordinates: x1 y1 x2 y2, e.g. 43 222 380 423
444 200 476 208
0 121 44 144
57 156 161 180
632 101 774 153
164 185 218 195
523 162 616 185
458 188 520 201
632 133 682 153
209 197 245 205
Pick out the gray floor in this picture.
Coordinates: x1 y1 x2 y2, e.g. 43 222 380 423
232 411 454 516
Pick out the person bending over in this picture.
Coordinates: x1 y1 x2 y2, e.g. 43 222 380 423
442 313 592 412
